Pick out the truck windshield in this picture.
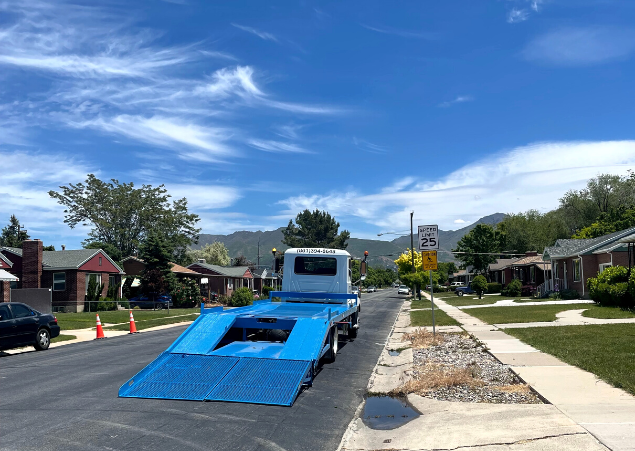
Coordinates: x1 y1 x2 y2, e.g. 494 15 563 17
294 256 337 276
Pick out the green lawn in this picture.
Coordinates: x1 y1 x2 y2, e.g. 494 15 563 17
410 299 440 310
105 314 199 331
582 305 635 319
507 324 635 396
466 303 594 324
444 297 499 307
56 308 200 330
410 308 460 327
52 334 76 343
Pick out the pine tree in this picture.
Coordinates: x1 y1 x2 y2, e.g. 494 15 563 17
0 215 30 248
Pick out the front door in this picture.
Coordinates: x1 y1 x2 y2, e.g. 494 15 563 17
9 304 38 346
0 304 16 349
563 262 568 289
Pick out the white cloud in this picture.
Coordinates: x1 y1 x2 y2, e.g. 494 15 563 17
454 219 466 224
439 95 474 108
360 24 438 40
232 23 278 42
353 137 388 154
523 27 635 66
248 139 310 153
507 8 529 23
276 141 635 232
164 184 241 210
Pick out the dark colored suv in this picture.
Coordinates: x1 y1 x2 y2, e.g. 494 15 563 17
0 303 61 351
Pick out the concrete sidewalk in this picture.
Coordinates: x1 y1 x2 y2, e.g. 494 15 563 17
429 294 635 451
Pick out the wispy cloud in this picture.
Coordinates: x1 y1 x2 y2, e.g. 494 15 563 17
277 141 635 232
507 8 529 23
353 137 388 154
505 0 545 23
232 23 278 42
439 95 474 108
523 27 635 66
248 139 310 153
360 24 438 39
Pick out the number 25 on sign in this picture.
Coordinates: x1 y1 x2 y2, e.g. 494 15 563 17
422 251 438 271
418 224 439 250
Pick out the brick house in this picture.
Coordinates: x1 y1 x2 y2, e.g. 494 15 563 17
187 261 253 297
0 240 124 312
0 252 18 302
487 258 519 285
121 256 203 282
542 227 635 298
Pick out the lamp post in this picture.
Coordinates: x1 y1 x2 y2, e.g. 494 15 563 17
272 248 277 290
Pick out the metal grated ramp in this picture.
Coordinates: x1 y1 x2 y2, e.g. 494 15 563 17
206 358 311 406
119 353 239 400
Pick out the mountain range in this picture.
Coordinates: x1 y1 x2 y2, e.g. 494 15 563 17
194 213 506 269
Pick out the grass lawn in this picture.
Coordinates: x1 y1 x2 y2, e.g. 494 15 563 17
466 303 593 324
105 313 199 331
582 305 635 319
444 297 499 307
410 299 440 309
52 334 76 343
56 308 200 331
410 308 460 327
507 324 635 396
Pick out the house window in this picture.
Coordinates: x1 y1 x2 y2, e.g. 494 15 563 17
53 272 66 291
9 281 17 289
501 272 505 285
599 263 612 274
86 273 102 294
573 259 581 282
99 257 102 266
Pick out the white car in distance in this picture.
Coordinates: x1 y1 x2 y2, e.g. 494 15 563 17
397 285 410 295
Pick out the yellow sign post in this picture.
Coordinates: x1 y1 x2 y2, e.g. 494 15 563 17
422 251 438 271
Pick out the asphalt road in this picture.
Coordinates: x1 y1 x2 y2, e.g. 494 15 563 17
0 290 404 451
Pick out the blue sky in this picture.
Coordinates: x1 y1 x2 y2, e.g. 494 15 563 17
2 0 635 249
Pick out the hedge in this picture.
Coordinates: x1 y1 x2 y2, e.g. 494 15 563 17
228 287 253 307
588 266 634 309
502 279 522 297
487 282 502 294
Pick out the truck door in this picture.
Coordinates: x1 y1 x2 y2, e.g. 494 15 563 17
0 304 16 349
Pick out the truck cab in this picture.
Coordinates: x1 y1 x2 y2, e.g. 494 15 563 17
282 248 353 295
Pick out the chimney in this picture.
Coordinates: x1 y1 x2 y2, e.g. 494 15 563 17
198 258 206 264
61 244 66 251
22 239 43 289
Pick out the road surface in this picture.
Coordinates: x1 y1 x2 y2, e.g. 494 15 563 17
0 290 403 451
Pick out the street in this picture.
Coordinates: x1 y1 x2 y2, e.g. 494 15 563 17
0 290 402 451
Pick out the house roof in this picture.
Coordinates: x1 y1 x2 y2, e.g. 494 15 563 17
0 269 18 281
0 252 13 268
488 258 518 271
543 227 635 260
188 261 252 278
511 255 544 266
122 256 202 276
1 247 124 273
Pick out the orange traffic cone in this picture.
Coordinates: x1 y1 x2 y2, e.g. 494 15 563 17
129 310 139 334
95 314 105 339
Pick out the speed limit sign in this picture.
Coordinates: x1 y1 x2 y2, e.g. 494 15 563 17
417 224 439 251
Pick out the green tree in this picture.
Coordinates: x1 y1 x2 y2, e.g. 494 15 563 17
232 255 252 267
453 224 501 275
282 209 350 249
497 210 569 254
229 287 253 307
574 207 635 239
49 174 200 263
186 241 230 266
0 215 30 248
472 275 488 299
84 241 123 263
139 232 177 297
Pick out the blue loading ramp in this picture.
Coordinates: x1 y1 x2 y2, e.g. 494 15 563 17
119 293 358 406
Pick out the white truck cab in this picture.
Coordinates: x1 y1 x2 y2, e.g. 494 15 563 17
282 248 353 294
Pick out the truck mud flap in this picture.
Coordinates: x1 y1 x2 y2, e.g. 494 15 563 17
119 353 239 401
205 358 312 406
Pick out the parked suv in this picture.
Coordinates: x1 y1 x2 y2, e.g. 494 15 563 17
450 282 464 288
0 303 60 351
128 294 173 310
455 283 476 296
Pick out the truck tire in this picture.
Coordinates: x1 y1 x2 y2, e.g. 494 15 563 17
457 291 464 296
325 326 338 363
348 313 358 339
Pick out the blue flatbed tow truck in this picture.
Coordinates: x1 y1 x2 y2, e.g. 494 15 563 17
119 248 366 406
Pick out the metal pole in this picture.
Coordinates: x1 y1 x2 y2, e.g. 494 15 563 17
430 269 435 337
410 211 418 299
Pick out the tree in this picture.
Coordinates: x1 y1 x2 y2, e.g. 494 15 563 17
472 275 488 299
0 215 30 248
394 249 425 296
574 207 635 239
453 224 501 275
49 174 200 263
282 209 350 249
232 255 252 267
139 233 177 297
186 242 230 266
497 210 569 254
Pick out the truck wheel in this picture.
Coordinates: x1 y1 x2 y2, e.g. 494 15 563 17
457 291 464 297
325 326 338 363
348 313 358 339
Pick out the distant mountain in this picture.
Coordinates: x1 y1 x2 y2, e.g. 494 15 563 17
193 213 507 269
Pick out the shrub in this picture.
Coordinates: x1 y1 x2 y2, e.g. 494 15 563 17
119 300 130 309
588 266 633 308
262 286 275 298
96 297 117 311
218 295 230 305
487 282 502 294
502 279 522 297
560 289 580 300
229 287 253 307
471 275 488 299
171 278 202 308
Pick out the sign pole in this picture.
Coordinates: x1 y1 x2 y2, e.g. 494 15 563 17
430 269 435 337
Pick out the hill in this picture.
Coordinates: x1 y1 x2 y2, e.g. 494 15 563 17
193 213 506 269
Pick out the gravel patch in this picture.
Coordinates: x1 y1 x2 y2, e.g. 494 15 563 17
411 333 542 404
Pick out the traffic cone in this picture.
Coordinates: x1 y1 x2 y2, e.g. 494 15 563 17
95 314 105 339
129 310 139 334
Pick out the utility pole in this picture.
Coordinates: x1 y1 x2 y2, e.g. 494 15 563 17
257 237 261 267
